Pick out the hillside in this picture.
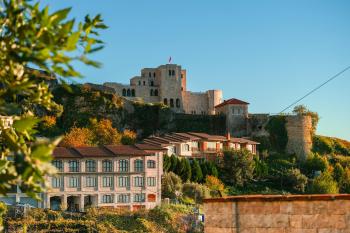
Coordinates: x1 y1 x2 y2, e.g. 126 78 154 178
313 135 350 156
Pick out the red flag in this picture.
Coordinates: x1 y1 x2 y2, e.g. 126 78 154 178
168 56 172 63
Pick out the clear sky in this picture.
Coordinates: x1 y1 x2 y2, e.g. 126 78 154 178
41 0 350 141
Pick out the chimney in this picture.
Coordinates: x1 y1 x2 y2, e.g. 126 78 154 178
226 132 231 141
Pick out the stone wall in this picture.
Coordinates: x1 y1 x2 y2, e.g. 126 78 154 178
204 194 350 233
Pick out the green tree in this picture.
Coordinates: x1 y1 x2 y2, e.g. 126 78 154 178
163 154 171 172
303 153 329 177
0 0 106 200
293 105 319 134
221 149 255 187
191 159 203 183
161 172 183 199
179 159 192 182
340 168 350 193
182 182 210 203
284 168 308 193
310 171 339 194
169 154 178 173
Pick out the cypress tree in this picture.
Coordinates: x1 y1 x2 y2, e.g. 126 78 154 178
170 154 178 172
163 154 171 172
180 159 192 182
191 159 203 183
175 157 184 176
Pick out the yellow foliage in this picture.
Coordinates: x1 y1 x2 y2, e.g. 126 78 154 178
60 127 94 147
42 115 56 128
205 175 226 197
121 129 137 145
91 119 122 145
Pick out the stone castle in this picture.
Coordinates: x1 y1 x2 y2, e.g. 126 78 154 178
104 64 223 115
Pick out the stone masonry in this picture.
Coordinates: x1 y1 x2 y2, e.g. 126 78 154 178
204 194 350 233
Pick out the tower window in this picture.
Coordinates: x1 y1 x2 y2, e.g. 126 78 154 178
172 70 175 76
176 98 180 108
150 81 154 86
138 81 141 85
149 72 151 77
143 81 146 85
122 89 126 96
127 89 131 96
163 98 168 105
154 89 158 96
153 72 156 77
170 99 174 108
168 70 171 76
150 89 153 96
131 89 135 97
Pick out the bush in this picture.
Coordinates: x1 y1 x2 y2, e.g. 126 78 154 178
309 171 339 194
302 153 329 177
182 183 211 203
284 168 308 193
205 175 226 197
161 172 183 199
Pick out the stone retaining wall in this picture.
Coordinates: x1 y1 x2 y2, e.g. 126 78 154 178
204 194 350 233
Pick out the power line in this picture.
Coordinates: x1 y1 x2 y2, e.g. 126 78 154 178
280 64 350 113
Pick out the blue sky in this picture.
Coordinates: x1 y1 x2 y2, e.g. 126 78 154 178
41 0 350 140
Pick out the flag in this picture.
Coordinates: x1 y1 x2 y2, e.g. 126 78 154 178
168 56 172 63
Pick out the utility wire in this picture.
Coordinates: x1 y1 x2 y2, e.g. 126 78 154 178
280 64 350 113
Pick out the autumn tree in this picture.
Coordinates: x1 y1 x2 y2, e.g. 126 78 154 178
90 118 121 145
205 175 226 197
0 0 106 203
121 129 137 145
60 127 94 147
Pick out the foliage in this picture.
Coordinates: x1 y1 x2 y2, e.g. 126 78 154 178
265 115 288 152
310 171 339 194
120 129 137 145
254 156 269 179
60 126 94 147
200 160 218 178
90 118 121 145
161 172 183 199
0 202 7 231
313 135 350 156
333 163 345 183
293 105 319 134
205 175 226 197
220 149 255 187
163 154 171 172
191 159 203 183
182 182 211 203
283 168 308 193
0 0 105 202
302 153 329 177
178 158 192 182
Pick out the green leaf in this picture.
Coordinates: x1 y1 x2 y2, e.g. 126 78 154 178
65 31 81 51
50 7 71 24
31 144 53 162
13 117 40 133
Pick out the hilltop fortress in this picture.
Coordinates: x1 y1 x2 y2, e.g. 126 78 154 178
104 64 223 115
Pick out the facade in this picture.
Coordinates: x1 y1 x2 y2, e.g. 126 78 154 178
0 144 165 212
143 132 259 161
104 64 223 115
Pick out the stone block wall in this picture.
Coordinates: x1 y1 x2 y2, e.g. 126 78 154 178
204 194 350 233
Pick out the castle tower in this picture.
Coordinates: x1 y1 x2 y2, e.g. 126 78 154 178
207 90 223 115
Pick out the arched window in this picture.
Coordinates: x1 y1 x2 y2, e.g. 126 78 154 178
148 72 151 77
131 89 135 97
134 159 144 172
122 89 126 96
150 89 153 96
168 70 171 76
176 98 180 108
102 160 113 172
154 89 158 96
163 98 168 105
153 72 156 77
150 81 154 86
138 81 141 85
119 159 129 172
170 98 174 107
86 160 96 172
127 89 131 96
172 70 175 76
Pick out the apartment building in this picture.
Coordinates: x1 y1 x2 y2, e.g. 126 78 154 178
0 144 165 212
143 132 259 160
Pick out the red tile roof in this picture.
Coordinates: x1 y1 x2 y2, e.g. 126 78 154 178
53 147 81 158
105 145 153 156
73 146 114 157
215 98 249 108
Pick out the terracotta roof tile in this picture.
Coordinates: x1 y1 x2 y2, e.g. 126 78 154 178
53 147 81 158
105 145 152 155
215 98 249 108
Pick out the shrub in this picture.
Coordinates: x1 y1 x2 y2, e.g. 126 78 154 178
205 175 226 197
120 129 137 145
60 126 95 147
310 171 339 194
182 182 211 203
161 172 183 199
191 160 203 183
303 153 329 177
284 168 308 193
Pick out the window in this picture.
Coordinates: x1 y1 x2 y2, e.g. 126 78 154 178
170 146 177 154
102 194 113 203
134 177 144 187
122 89 126 96
118 194 130 203
176 98 180 108
102 160 113 172
150 81 154 86
127 89 131 96
118 176 130 187
150 89 153 96
138 81 141 85
119 160 129 172
69 160 79 172
134 193 145 202
52 176 62 188
131 89 135 97
85 160 96 172
153 72 156 78
163 98 168 105
134 159 143 172
86 176 96 187
102 176 113 187
168 70 171 76
143 81 146 85
154 89 158 96
52 160 63 172
147 177 156 187
183 144 190 151
68 177 79 188
170 99 174 107
148 72 151 77
171 70 175 76
147 160 156 168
